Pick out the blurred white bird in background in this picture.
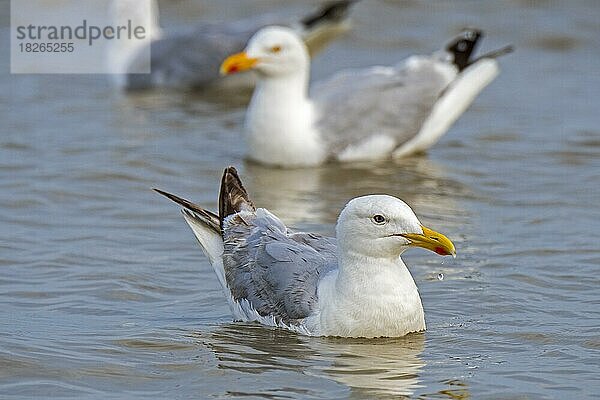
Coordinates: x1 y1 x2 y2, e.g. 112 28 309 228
221 26 512 167
108 0 357 91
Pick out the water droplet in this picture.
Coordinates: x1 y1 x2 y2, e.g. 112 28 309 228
437 273 444 281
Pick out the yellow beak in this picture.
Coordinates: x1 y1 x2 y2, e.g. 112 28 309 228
220 52 259 75
400 225 456 257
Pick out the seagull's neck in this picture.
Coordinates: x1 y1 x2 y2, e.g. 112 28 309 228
256 71 309 103
336 251 418 298
315 250 425 337
245 70 326 166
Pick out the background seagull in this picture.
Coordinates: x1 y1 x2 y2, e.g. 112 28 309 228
109 0 357 91
221 26 513 166
155 167 456 338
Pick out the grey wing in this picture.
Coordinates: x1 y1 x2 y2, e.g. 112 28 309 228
312 56 457 156
126 28 247 90
222 209 337 325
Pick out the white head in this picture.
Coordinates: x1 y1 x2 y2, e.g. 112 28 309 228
336 195 456 260
220 26 309 78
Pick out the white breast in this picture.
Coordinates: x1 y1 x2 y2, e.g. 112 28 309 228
246 98 326 167
311 262 426 338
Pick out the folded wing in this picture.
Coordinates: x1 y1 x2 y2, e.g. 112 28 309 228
223 208 337 325
312 56 457 159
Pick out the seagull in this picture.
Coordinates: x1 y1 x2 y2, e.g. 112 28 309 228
220 26 513 167
109 0 356 91
155 167 456 338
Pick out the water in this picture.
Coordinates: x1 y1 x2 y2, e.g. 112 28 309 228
1 0 599 398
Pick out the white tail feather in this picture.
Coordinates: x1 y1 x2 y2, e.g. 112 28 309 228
181 213 300 329
181 213 226 291
393 59 499 158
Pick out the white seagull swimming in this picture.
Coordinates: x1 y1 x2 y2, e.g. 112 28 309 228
155 167 456 338
109 0 356 91
220 26 512 167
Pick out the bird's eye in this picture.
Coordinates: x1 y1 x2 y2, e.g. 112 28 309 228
372 214 386 224
270 45 282 54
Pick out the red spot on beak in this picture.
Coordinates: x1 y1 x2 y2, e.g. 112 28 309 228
435 247 449 256
229 65 239 74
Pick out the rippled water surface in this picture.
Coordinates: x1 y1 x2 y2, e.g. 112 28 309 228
2 1 599 398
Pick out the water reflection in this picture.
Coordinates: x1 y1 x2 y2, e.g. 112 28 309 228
119 85 253 113
197 323 426 398
421 380 471 400
243 157 470 228
313 335 425 398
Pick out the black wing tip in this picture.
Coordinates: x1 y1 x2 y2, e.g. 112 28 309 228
219 166 254 225
464 28 483 39
154 187 221 233
446 28 485 72
301 0 358 29
504 44 515 54
153 187 188 206
454 28 484 43
153 187 207 215
485 44 515 58
221 166 245 197
223 165 239 177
